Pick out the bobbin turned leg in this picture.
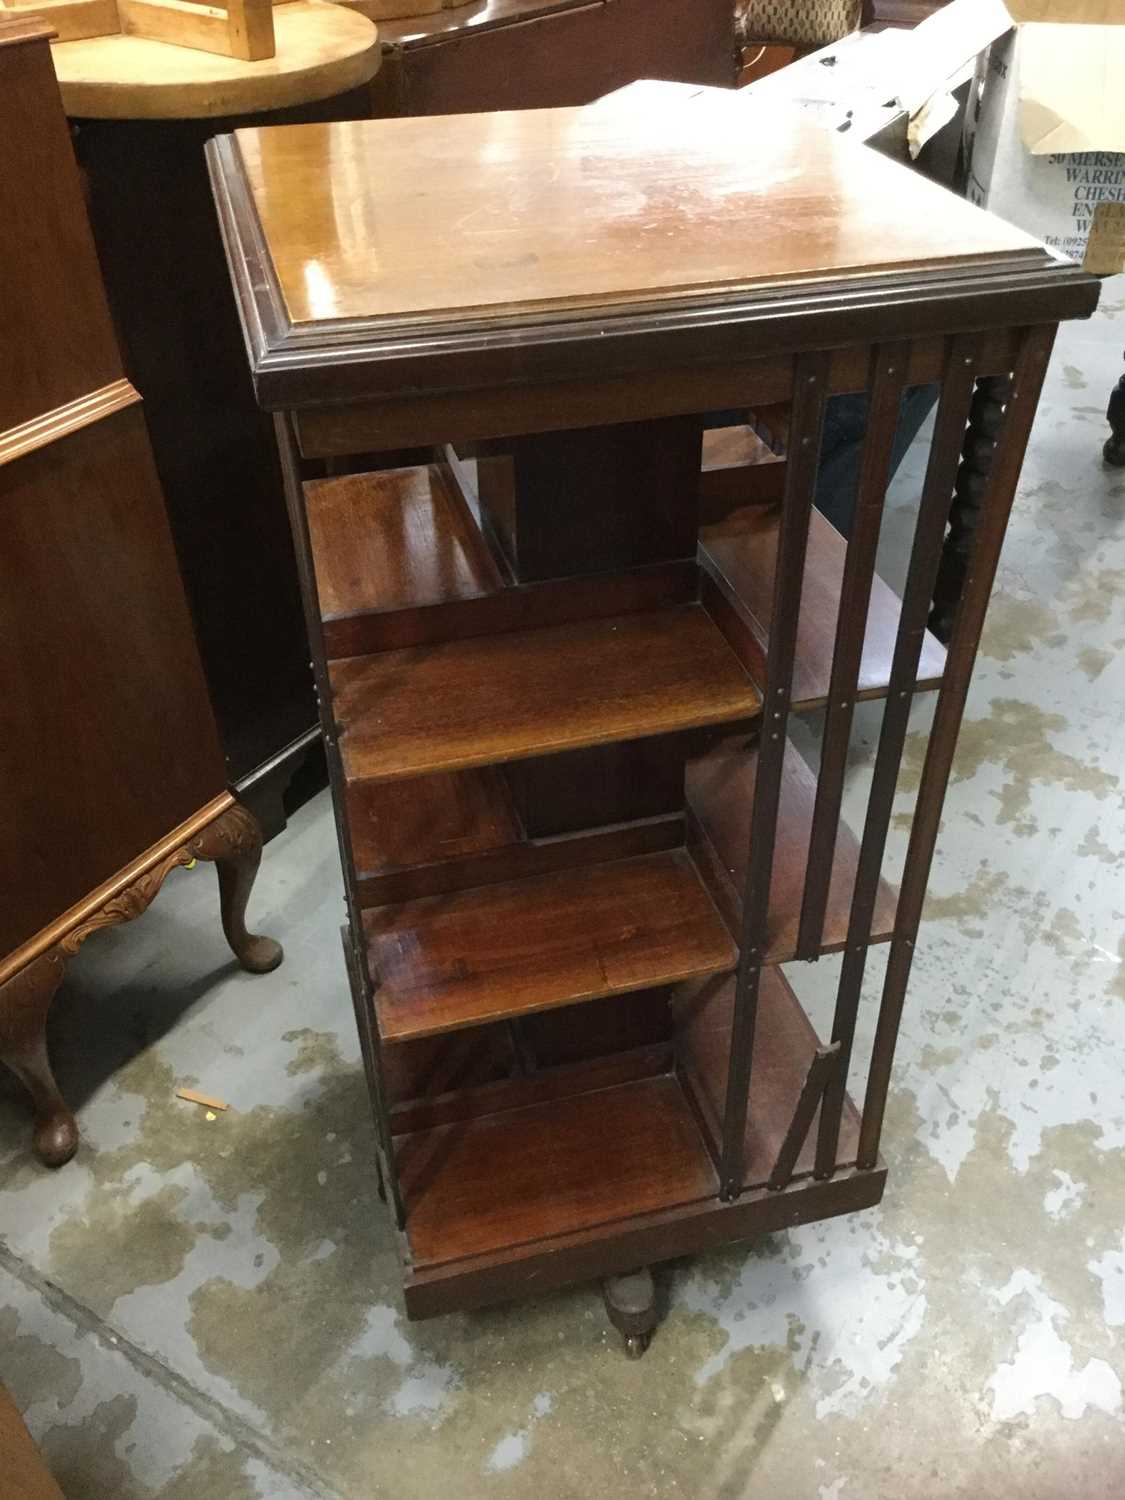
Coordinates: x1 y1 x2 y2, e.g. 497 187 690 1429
1106 357 1125 469
929 374 1012 642
190 802 283 974
0 950 76 1167
603 1267 658 1358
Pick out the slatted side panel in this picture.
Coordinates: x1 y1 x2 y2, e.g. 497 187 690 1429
811 332 983 1178
720 351 829 1199
857 325 1056 1170
795 343 908 959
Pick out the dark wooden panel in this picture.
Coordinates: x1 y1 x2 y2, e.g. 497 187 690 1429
390 1041 672 1135
505 734 690 839
349 768 519 877
0 408 225 956
0 31 120 435
476 418 702 582
686 735 899 963
365 850 736 1041
373 0 737 118
518 990 673 1070
700 504 947 709
400 1153 885 1319
74 90 370 787
288 333 1024 456
397 1072 717 1268
331 605 761 784
356 812 684 908
321 556 698 660
382 1025 518 1112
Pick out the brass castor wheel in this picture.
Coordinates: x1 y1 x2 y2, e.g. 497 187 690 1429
603 1267 658 1358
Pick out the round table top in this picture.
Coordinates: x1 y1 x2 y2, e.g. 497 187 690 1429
52 0 381 120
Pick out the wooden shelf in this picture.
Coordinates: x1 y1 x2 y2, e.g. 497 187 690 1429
678 966 861 1187
699 504 946 709
396 1071 717 1268
305 463 501 620
686 734 898 962
331 604 761 784
364 849 736 1043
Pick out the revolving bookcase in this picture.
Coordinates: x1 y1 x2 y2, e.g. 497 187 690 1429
207 98 1099 1353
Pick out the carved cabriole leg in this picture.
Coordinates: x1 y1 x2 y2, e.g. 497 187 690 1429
928 374 1012 643
1106 357 1125 469
602 1267 658 1359
2 798 280 1166
189 801 283 974
0 949 76 1167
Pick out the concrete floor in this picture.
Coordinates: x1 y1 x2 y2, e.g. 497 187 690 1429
3 279 1125 1500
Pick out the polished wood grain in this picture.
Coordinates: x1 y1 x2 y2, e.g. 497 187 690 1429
287 332 1025 456
50 0 378 117
0 379 139 468
306 463 501 620
701 424 777 474
349 769 518 877
686 735 898 963
358 812 684 908
389 1040 672 1137
331 605 762 784
365 850 736 1041
402 1161 885 1318
677 967 861 1185
234 104 1045 333
397 1072 717 1267
0 25 121 434
700 504 947 708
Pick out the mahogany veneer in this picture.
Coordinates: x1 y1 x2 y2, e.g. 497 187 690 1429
366 850 736 1042
0 17 280 1168
208 92 1099 1346
398 1073 717 1268
687 735 899 962
700 506 947 709
331 607 762 784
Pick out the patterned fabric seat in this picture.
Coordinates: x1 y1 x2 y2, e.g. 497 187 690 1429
738 0 861 47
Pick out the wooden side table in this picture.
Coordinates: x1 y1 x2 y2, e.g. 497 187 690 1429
48 4 381 830
0 16 281 1167
208 98 1097 1346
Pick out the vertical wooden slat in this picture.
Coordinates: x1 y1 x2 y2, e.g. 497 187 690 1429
719 350 829 1199
796 343 908 958
768 1043 841 1191
858 324 1056 1171
814 332 982 1180
273 413 407 1229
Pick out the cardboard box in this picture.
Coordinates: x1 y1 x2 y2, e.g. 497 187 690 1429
964 1 1125 273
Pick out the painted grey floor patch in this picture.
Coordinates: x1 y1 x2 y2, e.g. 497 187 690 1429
2 278 1125 1499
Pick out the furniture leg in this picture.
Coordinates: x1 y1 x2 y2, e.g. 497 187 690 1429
189 802 284 974
0 950 76 1167
602 1266 658 1358
928 374 1012 642
1106 356 1125 469
2 798 280 1166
